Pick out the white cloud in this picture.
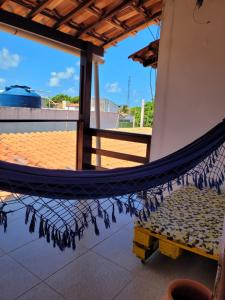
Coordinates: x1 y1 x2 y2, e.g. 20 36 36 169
105 82 121 93
62 87 78 96
0 78 6 87
48 67 75 87
0 48 21 69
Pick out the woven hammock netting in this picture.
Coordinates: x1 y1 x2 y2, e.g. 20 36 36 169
0 119 225 251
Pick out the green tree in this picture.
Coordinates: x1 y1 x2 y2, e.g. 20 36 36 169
144 101 154 127
46 94 79 107
130 106 141 127
119 105 129 114
130 100 154 127
70 96 79 103
51 94 79 103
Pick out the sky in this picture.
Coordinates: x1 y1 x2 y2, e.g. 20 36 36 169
0 24 160 107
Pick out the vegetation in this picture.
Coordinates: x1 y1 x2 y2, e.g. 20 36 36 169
119 104 129 114
130 100 154 127
46 94 79 108
51 94 79 103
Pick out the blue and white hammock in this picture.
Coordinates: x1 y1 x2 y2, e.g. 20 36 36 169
0 119 224 251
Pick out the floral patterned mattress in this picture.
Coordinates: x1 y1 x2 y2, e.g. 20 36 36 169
138 186 225 256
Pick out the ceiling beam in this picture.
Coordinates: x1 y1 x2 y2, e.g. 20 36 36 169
0 10 104 56
54 0 95 29
27 0 55 19
3 0 105 44
86 5 129 31
132 4 151 18
69 21 107 43
103 11 161 48
76 0 132 38
0 0 7 6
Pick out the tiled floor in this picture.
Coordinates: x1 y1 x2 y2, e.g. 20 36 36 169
0 210 217 300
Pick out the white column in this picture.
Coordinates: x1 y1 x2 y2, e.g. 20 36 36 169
140 99 145 127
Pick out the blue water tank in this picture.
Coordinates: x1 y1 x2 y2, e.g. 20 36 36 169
0 85 41 108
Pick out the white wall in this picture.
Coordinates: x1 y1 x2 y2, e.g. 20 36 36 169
0 107 119 132
151 0 225 161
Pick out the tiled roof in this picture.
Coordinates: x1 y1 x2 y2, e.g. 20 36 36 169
0 129 151 170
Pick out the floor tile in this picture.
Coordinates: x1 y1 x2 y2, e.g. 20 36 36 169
46 251 132 300
79 212 133 249
0 214 38 253
0 255 40 300
0 248 5 257
92 226 139 271
10 237 88 280
17 283 65 300
114 273 165 300
115 252 217 300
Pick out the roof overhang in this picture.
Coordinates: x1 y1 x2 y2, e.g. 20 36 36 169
128 39 159 68
0 9 104 57
0 0 163 57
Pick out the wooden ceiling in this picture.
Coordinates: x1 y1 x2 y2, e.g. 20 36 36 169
0 0 162 50
129 38 159 68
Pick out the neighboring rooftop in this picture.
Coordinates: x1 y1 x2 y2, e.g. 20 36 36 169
128 38 159 68
0 128 151 169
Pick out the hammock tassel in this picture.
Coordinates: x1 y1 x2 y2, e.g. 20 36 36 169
29 211 36 233
71 232 76 251
177 177 181 185
51 226 56 247
44 219 48 235
124 203 129 214
0 211 7 232
25 205 32 225
62 228 69 247
78 225 84 240
112 204 116 223
74 219 79 236
104 210 110 229
3 212 7 232
93 216 100 236
67 234 71 248
39 216 45 238
116 198 123 214
142 209 147 222
144 200 151 216
82 212 88 228
46 225 50 243
138 211 142 222
154 196 160 209
97 200 103 218
204 173 208 187
185 175 189 185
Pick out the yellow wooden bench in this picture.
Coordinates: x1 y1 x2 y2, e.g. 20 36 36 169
133 226 219 263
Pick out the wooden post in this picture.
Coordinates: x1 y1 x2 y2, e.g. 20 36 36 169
76 45 93 170
94 61 101 167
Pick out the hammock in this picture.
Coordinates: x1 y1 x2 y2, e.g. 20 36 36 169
0 119 224 251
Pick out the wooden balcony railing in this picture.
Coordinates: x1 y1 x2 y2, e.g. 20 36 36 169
84 127 151 170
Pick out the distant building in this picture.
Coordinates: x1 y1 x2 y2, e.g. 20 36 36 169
47 97 119 113
62 101 79 111
91 97 119 113
118 113 134 128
